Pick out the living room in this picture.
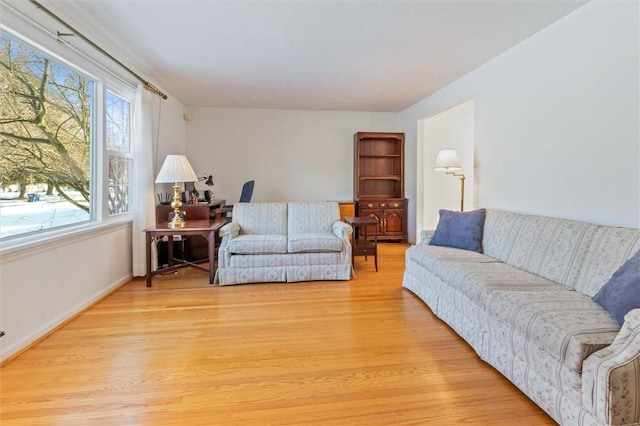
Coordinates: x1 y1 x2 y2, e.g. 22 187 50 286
0 0 638 424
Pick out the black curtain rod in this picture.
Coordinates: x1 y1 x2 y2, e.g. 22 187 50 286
29 0 168 100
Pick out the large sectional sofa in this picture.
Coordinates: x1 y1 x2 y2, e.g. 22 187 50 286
403 209 640 426
215 201 353 285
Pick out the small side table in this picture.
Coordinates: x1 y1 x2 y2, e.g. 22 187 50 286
344 216 378 272
144 219 226 287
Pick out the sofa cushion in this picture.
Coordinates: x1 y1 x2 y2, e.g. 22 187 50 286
482 209 527 261
484 211 599 288
288 233 343 253
442 260 566 310
227 234 287 254
430 209 486 252
288 202 339 234
406 245 563 310
592 249 640 325
486 290 620 373
573 225 640 297
233 202 288 235
486 321 584 400
407 244 494 278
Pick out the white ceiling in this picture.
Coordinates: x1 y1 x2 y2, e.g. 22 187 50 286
33 0 588 112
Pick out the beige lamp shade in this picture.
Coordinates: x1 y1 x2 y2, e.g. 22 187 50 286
434 149 462 172
155 155 198 183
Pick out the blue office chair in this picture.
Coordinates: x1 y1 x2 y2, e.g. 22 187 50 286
214 180 255 220
238 180 255 204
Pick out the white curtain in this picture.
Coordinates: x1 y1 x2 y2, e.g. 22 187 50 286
132 85 161 276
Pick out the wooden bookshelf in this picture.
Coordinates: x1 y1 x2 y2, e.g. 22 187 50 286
353 132 407 242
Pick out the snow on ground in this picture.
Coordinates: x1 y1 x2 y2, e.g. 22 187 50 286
0 192 90 238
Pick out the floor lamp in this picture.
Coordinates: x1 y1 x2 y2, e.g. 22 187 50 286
434 149 466 212
155 154 199 228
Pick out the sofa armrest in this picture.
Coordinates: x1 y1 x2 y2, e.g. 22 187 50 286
420 230 435 245
582 308 640 425
217 222 241 275
219 222 240 239
332 221 353 239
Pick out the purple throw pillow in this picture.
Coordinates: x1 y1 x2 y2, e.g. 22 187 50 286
592 249 640 326
429 209 486 253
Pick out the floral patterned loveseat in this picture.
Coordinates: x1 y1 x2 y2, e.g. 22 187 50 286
403 209 640 425
215 201 352 285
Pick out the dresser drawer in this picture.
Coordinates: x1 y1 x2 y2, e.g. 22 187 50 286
386 200 405 209
361 201 379 209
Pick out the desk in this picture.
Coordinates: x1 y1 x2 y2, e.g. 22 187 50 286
144 219 226 287
207 199 226 218
344 216 378 272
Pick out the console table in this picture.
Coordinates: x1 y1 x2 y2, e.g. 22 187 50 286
144 219 226 287
344 216 378 272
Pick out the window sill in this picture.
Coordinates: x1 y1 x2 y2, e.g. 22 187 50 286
0 217 133 264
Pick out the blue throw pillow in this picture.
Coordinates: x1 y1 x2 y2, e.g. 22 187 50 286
592 249 640 326
429 208 486 253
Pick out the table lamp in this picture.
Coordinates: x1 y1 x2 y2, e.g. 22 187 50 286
155 154 199 228
434 149 466 212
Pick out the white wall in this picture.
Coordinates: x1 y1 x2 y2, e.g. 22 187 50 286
154 96 189 196
0 223 132 361
186 108 399 204
401 1 639 237
420 100 475 236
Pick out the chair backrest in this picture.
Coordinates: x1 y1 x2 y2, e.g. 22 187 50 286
156 204 210 224
239 180 255 203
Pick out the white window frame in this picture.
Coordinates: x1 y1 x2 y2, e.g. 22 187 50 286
0 8 138 254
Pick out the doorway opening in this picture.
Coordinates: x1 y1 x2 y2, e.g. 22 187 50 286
415 99 475 240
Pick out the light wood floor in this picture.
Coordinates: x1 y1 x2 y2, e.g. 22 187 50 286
1 243 554 425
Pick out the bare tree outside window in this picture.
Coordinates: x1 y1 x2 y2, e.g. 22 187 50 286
0 33 93 238
106 91 132 215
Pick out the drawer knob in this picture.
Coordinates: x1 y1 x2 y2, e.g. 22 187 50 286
367 203 373 208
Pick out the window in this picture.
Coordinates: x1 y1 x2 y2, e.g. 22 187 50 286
1 26 136 243
0 32 95 239
105 91 132 215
